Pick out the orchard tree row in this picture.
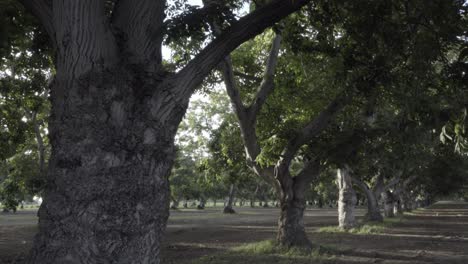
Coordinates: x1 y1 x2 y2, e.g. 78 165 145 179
0 0 467 263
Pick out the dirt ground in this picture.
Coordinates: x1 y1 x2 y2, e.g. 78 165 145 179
1 201 467 263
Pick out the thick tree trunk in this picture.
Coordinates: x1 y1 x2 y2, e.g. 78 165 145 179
363 190 383 222
223 184 236 214
275 163 318 250
277 196 311 249
336 166 357 229
28 70 179 264
383 190 395 218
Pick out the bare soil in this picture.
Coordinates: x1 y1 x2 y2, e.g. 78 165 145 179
1 201 467 263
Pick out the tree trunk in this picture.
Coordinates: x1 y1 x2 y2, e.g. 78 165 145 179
400 191 412 212
394 198 402 215
336 166 357 229
277 196 311 249
197 198 205 209
28 69 180 264
363 189 383 222
383 190 395 218
223 184 236 214
275 164 318 250
170 198 179 210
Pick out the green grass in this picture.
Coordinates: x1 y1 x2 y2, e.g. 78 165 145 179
191 240 336 264
316 217 403 235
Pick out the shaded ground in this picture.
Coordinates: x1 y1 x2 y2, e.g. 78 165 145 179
1 201 467 263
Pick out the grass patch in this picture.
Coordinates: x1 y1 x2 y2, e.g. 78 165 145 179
192 240 336 264
317 217 403 235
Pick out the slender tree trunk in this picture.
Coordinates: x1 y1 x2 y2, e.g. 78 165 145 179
213 199 217 207
223 184 236 214
383 190 395 218
197 198 205 209
394 198 402 215
336 166 357 229
170 197 180 210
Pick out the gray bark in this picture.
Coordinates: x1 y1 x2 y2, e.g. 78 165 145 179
31 112 46 175
197 198 205 209
336 166 357 229
276 160 319 249
20 0 311 262
170 198 180 210
352 176 383 222
223 184 236 214
383 190 395 218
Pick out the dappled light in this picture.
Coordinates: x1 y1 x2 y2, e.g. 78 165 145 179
1 0 467 263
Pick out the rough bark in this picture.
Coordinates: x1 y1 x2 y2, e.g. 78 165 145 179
383 190 395 218
276 160 319 249
223 184 236 214
28 70 177 264
352 176 383 222
336 166 357 229
19 0 312 263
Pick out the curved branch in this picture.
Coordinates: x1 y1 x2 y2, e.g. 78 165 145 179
250 33 282 117
170 0 311 99
277 90 352 171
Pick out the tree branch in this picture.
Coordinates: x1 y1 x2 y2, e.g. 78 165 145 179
250 33 282 118
295 159 320 186
351 175 371 194
372 173 385 196
19 0 55 43
293 159 320 201
382 176 401 192
113 0 166 67
170 0 311 99
31 112 46 175
277 90 351 171
403 174 418 188
164 1 226 35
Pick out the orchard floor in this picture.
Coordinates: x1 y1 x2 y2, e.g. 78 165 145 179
0 201 467 263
